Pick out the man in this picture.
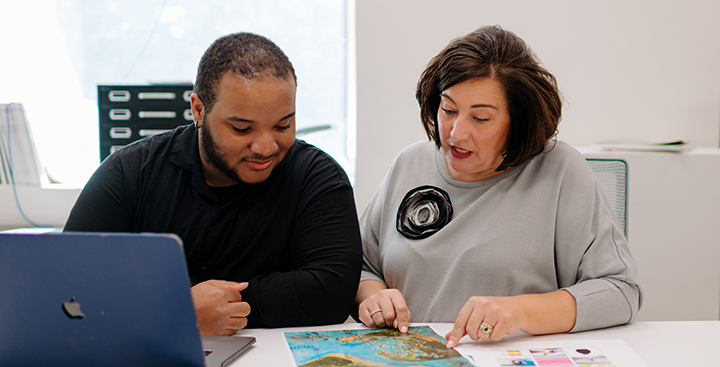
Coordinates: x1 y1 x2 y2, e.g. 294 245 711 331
64 33 362 334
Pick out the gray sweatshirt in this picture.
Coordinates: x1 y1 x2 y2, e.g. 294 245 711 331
360 140 642 332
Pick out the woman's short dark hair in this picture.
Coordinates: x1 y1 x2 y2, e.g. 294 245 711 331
194 32 297 113
416 25 562 171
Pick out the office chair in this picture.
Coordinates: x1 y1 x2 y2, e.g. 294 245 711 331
586 158 628 237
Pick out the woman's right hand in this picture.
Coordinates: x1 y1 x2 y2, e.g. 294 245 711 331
357 285 411 333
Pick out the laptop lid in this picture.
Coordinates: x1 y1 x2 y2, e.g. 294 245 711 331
0 232 254 367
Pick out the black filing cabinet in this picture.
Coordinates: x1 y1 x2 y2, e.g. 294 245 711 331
97 85 194 161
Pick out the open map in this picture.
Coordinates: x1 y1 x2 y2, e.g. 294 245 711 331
284 326 474 367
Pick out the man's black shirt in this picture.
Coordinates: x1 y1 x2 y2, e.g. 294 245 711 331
64 124 362 328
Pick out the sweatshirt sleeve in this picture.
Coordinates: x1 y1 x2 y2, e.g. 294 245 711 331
554 153 643 332
358 167 392 285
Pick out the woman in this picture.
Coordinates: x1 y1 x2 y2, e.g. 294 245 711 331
356 26 642 347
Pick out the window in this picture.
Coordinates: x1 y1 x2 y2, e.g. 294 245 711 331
0 0 353 187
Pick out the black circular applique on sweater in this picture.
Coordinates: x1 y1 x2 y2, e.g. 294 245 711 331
396 185 453 239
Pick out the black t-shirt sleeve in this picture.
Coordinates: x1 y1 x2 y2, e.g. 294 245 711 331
242 155 363 328
63 155 134 232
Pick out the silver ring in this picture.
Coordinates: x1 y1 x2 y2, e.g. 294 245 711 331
369 308 383 317
480 322 494 334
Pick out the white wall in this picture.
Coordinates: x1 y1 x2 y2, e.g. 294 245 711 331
580 147 720 321
355 0 720 211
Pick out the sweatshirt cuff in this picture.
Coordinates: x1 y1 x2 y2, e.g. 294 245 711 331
564 279 634 332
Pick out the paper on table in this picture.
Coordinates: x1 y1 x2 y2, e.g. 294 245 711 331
457 339 650 367
593 139 693 153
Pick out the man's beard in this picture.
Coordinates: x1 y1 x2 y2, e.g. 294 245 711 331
200 117 244 185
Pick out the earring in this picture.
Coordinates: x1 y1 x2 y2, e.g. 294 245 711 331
194 120 201 129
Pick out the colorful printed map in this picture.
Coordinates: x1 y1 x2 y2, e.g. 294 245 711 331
284 326 474 367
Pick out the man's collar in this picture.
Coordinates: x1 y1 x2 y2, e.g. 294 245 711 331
168 124 214 200
169 124 199 172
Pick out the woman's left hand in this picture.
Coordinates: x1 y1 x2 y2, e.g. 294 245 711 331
444 296 524 346
444 290 577 347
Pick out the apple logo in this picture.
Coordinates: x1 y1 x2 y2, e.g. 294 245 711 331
62 297 85 319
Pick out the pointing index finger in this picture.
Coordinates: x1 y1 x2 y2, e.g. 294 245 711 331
445 306 472 348
388 291 410 333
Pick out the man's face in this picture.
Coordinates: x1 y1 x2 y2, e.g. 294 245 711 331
192 72 296 186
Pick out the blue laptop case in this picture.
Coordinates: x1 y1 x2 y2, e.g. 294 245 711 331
0 232 252 367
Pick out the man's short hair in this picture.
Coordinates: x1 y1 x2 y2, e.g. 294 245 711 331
416 25 562 171
194 32 297 113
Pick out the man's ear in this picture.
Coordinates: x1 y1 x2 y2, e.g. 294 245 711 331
190 93 204 124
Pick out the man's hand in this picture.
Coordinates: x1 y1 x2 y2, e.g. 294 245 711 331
191 280 251 335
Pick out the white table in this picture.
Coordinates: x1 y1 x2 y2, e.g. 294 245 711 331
230 321 720 366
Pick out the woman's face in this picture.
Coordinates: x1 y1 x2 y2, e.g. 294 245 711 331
438 77 511 182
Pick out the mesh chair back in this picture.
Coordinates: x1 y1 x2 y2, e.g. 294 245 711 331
586 159 628 236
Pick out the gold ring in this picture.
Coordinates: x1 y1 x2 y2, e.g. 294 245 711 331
480 322 494 334
369 309 383 317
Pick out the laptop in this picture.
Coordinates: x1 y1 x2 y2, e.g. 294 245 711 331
0 232 255 367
